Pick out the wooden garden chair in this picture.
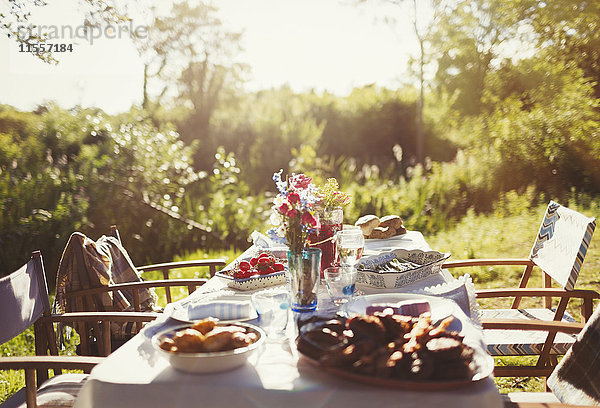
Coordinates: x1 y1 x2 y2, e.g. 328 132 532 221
53 227 226 356
0 251 157 408
444 201 598 377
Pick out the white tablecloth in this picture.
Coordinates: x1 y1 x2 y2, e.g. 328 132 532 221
73 232 503 408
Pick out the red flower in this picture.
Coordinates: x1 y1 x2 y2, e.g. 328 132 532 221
301 211 319 228
278 202 290 215
290 174 312 189
287 209 298 218
288 192 301 205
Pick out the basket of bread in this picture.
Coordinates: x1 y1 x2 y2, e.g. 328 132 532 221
354 215 407 239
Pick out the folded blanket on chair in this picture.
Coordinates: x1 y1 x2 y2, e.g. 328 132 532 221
548 305 600 405
54 231 157 341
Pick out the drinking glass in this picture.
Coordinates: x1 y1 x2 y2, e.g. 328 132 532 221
324 266 357 306
335 228 365 267
251 289 290 338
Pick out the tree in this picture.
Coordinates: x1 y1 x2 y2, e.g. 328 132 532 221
428 0 520 116
1 0 127 63
355 0 434 164
522 0 600 98
135 1 245 168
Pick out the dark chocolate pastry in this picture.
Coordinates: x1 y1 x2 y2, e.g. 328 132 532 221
408 351 434 380
425 337 464 361
347 315 387 344
375 313 412 342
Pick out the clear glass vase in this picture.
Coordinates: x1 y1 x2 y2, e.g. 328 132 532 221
287 248 321 312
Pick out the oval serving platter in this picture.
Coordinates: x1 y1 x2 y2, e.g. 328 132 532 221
298 350 493 390
298 292 493 389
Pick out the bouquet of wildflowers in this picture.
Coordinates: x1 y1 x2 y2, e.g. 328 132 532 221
316 178 351 212
271 170 321 253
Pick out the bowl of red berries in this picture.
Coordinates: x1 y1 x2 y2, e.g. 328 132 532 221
216 251 287 291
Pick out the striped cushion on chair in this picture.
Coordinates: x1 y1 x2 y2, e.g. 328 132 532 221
482 308 578 356
2 373 88 408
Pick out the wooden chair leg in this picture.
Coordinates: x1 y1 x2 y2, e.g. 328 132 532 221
543 272 553 308
133 290 141 312
78 322 90 356
536 297 569 368
101 321 111 356
162 269 173 304
511 263 533 309
582 296 594 321
25 368 37 408
33 321 50 386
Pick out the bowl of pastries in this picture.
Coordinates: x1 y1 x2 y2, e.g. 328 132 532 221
153 317 265 374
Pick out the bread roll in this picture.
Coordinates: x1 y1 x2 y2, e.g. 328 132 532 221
369 226 396 239
379 215 403 230
355 215 380 236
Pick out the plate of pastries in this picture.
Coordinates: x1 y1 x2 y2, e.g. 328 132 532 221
296 295 493 389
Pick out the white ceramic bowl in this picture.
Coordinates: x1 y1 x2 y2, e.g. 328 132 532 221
152 322 265 374
356 249 450 289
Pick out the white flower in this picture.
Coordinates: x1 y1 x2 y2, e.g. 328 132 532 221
270 212 282 226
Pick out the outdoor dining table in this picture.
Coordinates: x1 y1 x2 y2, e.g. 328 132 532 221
72 231 504 408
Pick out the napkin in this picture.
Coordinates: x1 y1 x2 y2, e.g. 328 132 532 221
168 299 257 322
189 300 255 320
410 274 481 325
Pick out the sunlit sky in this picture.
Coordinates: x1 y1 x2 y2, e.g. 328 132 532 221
0 0 428 114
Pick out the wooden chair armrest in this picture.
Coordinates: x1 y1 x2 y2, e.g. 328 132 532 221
0 356 103 371
476 288 600 300
65 279 208 297
444 258 533 268
137 259 226 272
45 311 159 323
481 318 585 333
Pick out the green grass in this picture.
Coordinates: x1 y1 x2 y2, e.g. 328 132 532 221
3 204 599 401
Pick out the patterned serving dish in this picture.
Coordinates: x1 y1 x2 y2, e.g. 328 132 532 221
356 249 450 289
216 270 286 291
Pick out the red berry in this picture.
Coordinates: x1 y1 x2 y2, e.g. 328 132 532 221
258 257 269 264
273 263 284 272
259 266 274 275
239 261 251 271
250 257 258 266
258 253 270 259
